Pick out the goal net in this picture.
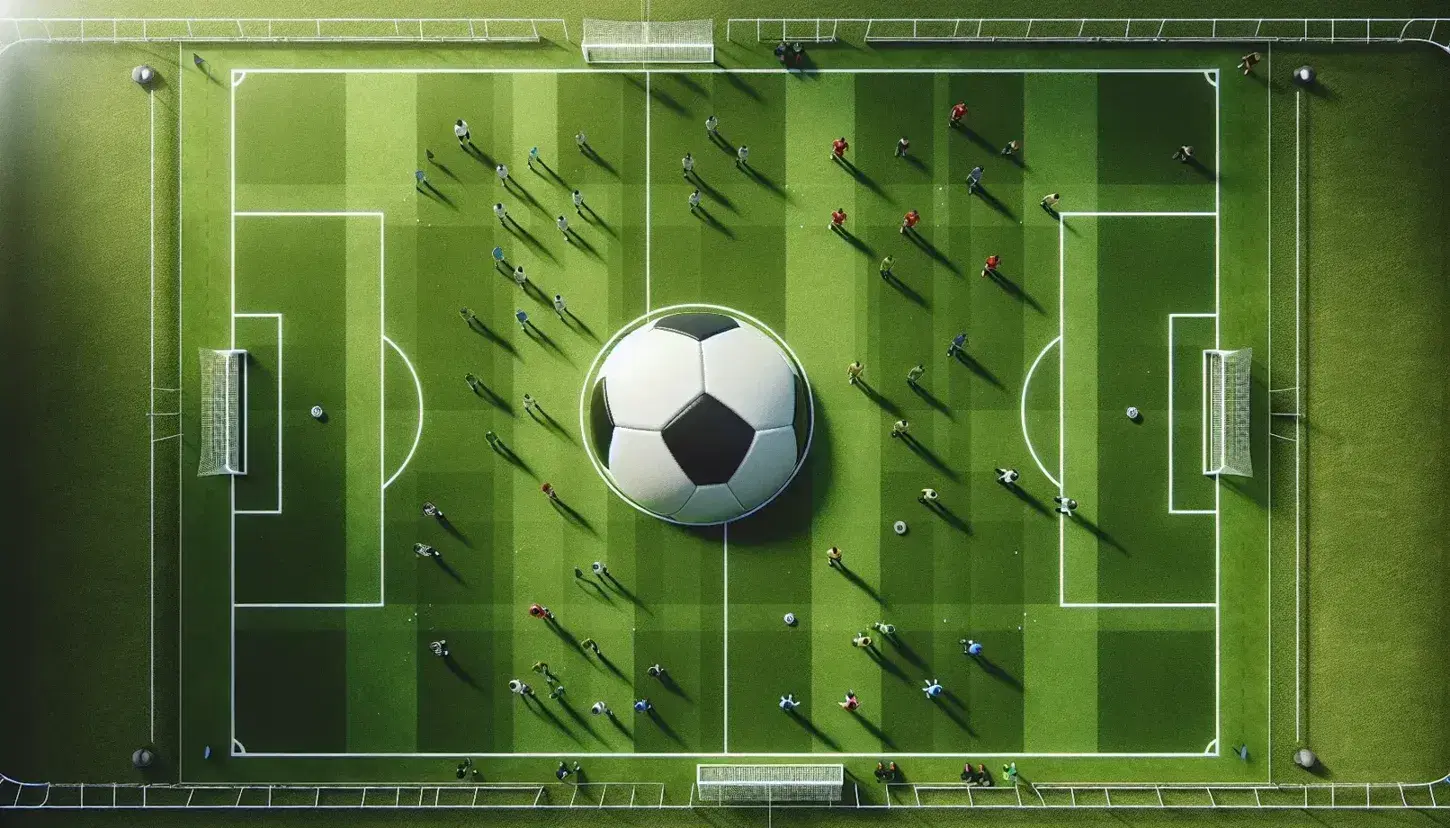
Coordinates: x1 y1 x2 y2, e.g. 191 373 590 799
696 764 844 803
581 19 714 63
198 349 247 476
1203 348 1252 477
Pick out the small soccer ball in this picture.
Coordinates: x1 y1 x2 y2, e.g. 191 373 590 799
893 520 908 535
310 405 325 420
131 65 156 86
131 747 155 768
783 612 797 626
1126 406 1140 420
1294 65 1316 85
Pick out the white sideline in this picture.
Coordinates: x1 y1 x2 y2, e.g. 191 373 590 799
147 83 156 745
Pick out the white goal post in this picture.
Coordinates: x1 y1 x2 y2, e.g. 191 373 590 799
696 764 844 803
1203 348 1252 477
198 348 247 476
581 19 714 63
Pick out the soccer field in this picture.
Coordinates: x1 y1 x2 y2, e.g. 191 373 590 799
3 8 1450 820
174 53 1265 777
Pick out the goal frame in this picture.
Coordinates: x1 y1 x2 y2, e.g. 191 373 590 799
695 764 845 804
1202 348 1252 477
580 18 715 63
198 348 247 476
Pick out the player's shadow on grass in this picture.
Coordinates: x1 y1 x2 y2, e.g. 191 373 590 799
659 672 691 702
557 698 607 745
606 712 634 740
692 174 737 213
491 443 536 479
428 160 460 181
580 204 617 237
580 145 619 177
668 71 708 98
956 125 998 154
788 711 841 751
847 709 897 750
1004 153 1030 172
710 130 738 157
900 434 961 482
986 269 1045 314
972 186 1016 221
525 696 583 745
431 555 467 586
1071 515 1127 555
508 224 560 264
831 227 876 258
836 564 886 606
466 318 520 358
471 382 515 416
508 180 550 215
601 573 651 614
576 576 616 605
900 153 929 175
1183 156 1218 182
565 229 602 259
416 183 456 208
924 501 972 535
1004 483 1052 518
936 691 979 735
531 407 579 446
716 64 764 101
546 620 585 653
853 379 903 418
627 74 689 117
835 158 895 204
533 160 572 190
464 143 498 169
596 652 629 683
883 272 926 307
646 709 686 746
695 207 735 238
443 656 483 691
909 382 952 419
905 231 961 275
972 656 1024 692
952 350 1004 390
562 310 599 342
743 166 791 202
886 634 930 670
866 648 911 684
551 498 598 535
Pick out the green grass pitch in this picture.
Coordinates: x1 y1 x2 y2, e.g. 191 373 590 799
2 12 1449 821
178 56 1261 781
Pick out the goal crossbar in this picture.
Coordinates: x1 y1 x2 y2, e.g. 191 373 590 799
581 18 714 63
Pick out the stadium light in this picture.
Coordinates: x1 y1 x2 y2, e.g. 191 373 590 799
1293 65 1316 85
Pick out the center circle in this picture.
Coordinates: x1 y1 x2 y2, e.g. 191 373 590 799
578 305 814 526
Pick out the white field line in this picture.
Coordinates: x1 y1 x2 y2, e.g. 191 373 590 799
1167 313 1217 515
235 750 1217 759
722 522 729 753
1058 214 1219 610
1266 40 1274 780
644 70 652 312
1213 66 1223 755
176 40 184 782
237 67 1219 75
229 67 237 753
232 313 281 515
1020 336 1061 488
1294 86 1303 744
147 84 157 744
382 336 424 490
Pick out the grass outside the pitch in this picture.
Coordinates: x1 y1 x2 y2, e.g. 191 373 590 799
2 24 1448 810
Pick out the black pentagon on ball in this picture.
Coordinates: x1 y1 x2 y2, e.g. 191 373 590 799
589 376 615 467
661 393 755 485
654 312 739 341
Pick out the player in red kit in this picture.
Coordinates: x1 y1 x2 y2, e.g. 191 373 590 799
829 208 847 231
982 254 1001 278
831 136 849 162
900 210 920 235
949 101 967 127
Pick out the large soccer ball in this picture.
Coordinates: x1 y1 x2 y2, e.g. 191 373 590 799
585 310 812 525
